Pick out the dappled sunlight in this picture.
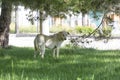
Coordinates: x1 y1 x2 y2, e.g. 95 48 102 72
16 60 39 68
0 55 12 60
88 57 120 63
18 60 38 64
60 55 84 64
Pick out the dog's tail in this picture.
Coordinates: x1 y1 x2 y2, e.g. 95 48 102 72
33 36 37 58
34 34 39 51
34 41 37 51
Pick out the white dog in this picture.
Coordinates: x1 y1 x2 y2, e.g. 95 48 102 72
34 31 69 58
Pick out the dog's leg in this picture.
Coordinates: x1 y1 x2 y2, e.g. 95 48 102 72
40 45 45 59
34 44 39 58
53 48 56 58
34 50 37 58
56 47 60 58
38 47 41 56
53 47 60 58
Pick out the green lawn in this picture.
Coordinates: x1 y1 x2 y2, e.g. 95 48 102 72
0 47 120 80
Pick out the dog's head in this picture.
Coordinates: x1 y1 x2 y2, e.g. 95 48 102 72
57 31 70 41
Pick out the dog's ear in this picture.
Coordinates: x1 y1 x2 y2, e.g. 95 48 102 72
61 31 70 35
56 32 64 41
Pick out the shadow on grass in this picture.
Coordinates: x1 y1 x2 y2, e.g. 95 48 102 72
0 46 120 80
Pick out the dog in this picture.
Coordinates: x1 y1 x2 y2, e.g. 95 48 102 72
34 31 69 58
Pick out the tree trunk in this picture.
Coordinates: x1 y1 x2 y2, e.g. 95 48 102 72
15 6 19 34
69 14 72 27
82 13 86 26
0 1 12 48
39 11 43 34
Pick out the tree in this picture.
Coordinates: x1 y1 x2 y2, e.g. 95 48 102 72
0 0 20 48
20 0 71 34
71 0 120 18
15 5 19 34
0 0 120 48
0 0 12 48
0 0 71 47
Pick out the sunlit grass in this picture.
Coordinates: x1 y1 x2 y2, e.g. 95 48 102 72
0 46 120 80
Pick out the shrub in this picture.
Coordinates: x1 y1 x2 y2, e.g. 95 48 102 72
75 26 94 35
102 26 112 37
93 26 112 38
50 25 95 34
50 25 74 33
10 23 37 33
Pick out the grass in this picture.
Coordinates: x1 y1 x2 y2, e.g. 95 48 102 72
0 46 120 80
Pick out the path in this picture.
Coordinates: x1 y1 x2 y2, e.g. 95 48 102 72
9 34 120 50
